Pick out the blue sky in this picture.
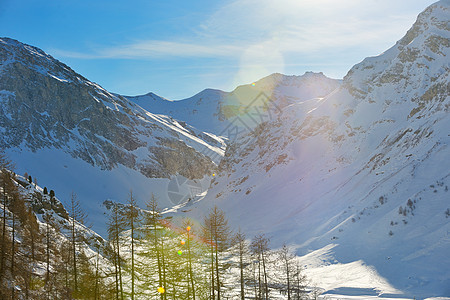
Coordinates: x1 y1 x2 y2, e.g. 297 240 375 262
0 0 437 99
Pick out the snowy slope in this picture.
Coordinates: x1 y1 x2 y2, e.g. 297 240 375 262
178 1 450 297
0 37 342 236
0 37 225 169
0 37 225 235
3 171 111 274
1 1 449 297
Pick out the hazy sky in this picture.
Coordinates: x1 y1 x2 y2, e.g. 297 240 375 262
0 0 437 99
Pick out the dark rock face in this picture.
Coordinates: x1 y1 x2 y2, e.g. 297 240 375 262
0 38 215 179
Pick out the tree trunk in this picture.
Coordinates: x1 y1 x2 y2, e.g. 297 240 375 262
11 211 15 299
215 241 221 300
187 231 195 300
131 218 134 300
258 256 262 300
262 252 268 299
46 220 50 285
0 180 7 281
211 238 215 300
72 216 77 293
239 250 244 300
113 244 119 300
286 262 291 300
94 247 100 300
116 235 123 300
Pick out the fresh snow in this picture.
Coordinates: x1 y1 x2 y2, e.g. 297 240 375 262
0 1 449 298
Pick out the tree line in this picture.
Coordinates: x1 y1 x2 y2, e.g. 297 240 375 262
105 192 309 299
0 154 111 299
0 153 311 299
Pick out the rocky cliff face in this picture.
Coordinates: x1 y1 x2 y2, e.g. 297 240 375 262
0 37 222 179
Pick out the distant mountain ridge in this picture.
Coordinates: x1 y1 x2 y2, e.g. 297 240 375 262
125 72 341 134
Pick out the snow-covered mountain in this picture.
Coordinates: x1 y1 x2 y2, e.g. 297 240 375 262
0 37 226 173
0 37 227 235
178 0 450 297
0 0 449 297
0 38 341 237
126 72 341 135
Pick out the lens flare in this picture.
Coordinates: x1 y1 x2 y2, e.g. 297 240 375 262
234 41 284 96
186 226 191 232
180 240 185 245
178 250 183 256
157 287 165 294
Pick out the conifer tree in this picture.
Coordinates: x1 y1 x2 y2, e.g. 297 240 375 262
278 244 295 299
0 171 13 283
0 152 12 170
233 228 248 299
20 205 42 297
43 211 54 289
183 219 196 300
68 192 87 294
107 203 125 300
10 192 17 298
202 205 231 299
144 194 167 300
202 219 216 299
292 262 307 300
124 191 139 300
251 234 270 299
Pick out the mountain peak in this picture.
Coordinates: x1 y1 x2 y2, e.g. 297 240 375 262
255 71 330 86
398 0 449 47
343 0 449 100
181 88 227 101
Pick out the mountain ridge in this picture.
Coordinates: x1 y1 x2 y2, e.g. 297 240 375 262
177 1 450 296
0 37 341 238
125 71 342 135
0 36 223 236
